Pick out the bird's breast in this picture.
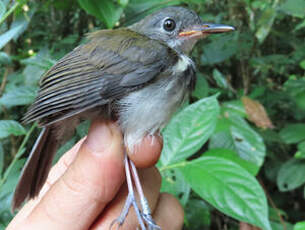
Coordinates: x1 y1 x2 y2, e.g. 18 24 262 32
117 56 195 151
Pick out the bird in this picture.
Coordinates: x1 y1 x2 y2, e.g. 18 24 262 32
12 6 234 229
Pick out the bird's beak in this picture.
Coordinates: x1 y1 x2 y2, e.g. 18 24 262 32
179 23 235 38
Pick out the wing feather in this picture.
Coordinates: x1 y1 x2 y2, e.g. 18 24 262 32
24 29 179 126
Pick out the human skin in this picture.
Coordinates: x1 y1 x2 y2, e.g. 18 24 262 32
7 118 184 230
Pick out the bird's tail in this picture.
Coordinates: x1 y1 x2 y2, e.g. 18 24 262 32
11 126 58 212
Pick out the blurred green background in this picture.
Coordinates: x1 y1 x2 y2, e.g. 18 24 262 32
1 0 305 229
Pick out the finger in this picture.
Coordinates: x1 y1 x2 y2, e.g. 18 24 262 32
25 119 125 230
90 167 161 230
7 138 86 228
154 193 184 230
128 135 163 168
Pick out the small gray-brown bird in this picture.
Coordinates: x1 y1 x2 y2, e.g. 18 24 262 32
12 6 234 229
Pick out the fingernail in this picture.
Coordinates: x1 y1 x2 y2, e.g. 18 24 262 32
85 120 114 153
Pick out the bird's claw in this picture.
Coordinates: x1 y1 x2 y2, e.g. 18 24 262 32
141 213 161 230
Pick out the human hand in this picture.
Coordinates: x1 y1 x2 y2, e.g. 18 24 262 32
7 119 184 230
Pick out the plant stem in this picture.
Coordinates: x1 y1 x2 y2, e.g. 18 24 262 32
0 2 20 26
159 161 188 172
0 123 37 188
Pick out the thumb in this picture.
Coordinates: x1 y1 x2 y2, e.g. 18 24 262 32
25 120 125 230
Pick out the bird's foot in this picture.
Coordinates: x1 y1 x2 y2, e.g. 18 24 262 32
141 213 161 230
110 193 161 230
109 154 161 230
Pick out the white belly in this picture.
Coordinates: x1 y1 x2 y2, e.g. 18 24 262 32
118 54 194 151
118 76 188 151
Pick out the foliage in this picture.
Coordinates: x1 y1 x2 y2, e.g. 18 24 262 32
1 0 305 229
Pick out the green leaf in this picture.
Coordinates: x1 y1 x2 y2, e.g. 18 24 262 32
0 1 6 23
204 148 259 175
295 19 305 32
0 144 4 175
280 0 305 18
222 100 247 117
0 6 35 50
160 95 220 166
0 23 24 50
125 0 181 24
213 68 228 89
179 156 271 230
284 79 305 110
185 199 211 228
0 86 37 107
295 141 305 159
201 34 238 65
192 73 209 99
271 221 294 230
210 115 266 167
294 221 305 230
230 117 265 166
21 48 55 85
255 8 276 43
277 158 305 192
279 124 305 144
0 120 26 139
160 169 190 206
10 6 36 42
0 159 25 199
300 59 305 70
77 0 124 28
0 52 12 65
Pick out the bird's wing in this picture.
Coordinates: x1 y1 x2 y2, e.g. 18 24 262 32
23 29 178 126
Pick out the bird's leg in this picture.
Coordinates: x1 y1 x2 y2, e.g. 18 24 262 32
129 160 161 230
110 154 146 230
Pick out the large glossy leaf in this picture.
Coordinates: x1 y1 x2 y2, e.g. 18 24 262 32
160 95 220 166
277 158 305 192
280 124 305 144
210 114 266 168
230 116 266 166
0 120 26 139
179 156 271 230
204 148 259 175
77 0 124 28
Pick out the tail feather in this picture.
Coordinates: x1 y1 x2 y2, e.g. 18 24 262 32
12 127 58 212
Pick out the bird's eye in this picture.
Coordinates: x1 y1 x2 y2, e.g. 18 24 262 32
163 18 176 32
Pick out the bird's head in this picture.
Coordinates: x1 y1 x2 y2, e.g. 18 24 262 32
129 6 235 54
